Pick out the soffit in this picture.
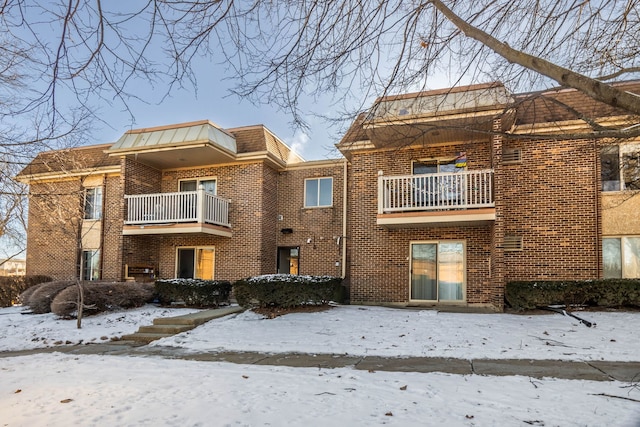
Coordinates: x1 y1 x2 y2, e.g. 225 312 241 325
107 121 238 168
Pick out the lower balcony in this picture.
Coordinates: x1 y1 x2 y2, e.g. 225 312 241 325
123 189 232 237
377 169 496 227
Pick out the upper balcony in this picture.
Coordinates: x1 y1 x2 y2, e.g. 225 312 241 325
123 188 232 237
377 169 496 227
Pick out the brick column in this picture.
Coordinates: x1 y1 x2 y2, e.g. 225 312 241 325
490 117 505 311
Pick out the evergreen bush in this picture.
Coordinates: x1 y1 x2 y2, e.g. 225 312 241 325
27 281 77 313
233 274 345 308
0 275 51 307
51 282 155 317
154 279 231 307
506 279 640 311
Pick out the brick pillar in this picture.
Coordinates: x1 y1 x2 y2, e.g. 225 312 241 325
491 117 505 311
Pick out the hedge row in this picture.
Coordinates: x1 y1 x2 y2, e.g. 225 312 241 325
234 274 345 308
51 282 155 317
154 279 231 307
19 281 155 317
506 279 640 311
0 275 51 307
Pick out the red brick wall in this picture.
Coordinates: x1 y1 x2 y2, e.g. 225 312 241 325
276 161 346 277
26 179 84 279
501 137 600 280
347 142 495 306
101 174 124 280
150 162 272 280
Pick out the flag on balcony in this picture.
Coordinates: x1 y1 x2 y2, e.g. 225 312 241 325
455 151 467 168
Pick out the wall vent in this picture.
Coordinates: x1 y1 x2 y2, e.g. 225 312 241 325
504 235 523 251
503 148 522 164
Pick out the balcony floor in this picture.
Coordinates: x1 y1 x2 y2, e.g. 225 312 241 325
377 208 496 228
123 222 232 237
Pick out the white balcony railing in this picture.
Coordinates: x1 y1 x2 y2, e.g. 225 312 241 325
378 169 494 213
125 188 230 228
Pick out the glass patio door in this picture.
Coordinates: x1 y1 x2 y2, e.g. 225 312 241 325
410 242 465 301
177 247 215 280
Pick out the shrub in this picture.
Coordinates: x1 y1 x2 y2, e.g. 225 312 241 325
27 281 77 313
154 279 231 307
0 275 51 307
505 279 640 311
51 282 155 317
233 274 345 309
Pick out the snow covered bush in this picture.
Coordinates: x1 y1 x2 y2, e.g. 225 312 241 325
51 282 155 317
0 275 51 307
26 281 77 313
233 275 345 308
506 279 640 310
154 279 231 307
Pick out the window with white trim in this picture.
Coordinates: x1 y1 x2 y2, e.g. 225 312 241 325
179 178 217 194
82 250 101 281
603 237 640 278
84 187 103 219
601 144 640 191
304 177 333 208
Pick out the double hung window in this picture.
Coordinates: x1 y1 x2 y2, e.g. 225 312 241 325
601 145 640 191
82 250 101 281
603 237 640 278
304 177 333 208
84 187 103 220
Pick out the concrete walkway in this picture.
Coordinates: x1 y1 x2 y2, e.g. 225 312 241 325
1 307 639 382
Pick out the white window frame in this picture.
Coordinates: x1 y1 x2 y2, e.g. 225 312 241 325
601 144 640 192
81 249 101 281
304 177 333 208
409 240 466 302
178 177 217 194
175 246 216 280
84 187 103 220
603 236 640 278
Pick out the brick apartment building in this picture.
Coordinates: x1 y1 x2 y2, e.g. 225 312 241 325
17 81 640 311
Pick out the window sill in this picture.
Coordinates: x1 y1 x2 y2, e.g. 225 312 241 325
303 205 333 210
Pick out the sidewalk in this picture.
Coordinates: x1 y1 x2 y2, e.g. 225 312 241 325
2 340 639 382
2 307 639 382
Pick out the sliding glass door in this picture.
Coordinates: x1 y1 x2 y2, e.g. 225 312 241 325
177 247 215 280
410 241 465 301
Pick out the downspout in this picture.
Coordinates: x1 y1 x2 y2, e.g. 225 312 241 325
594 140 601 278
341 159 348 279
99 174 107 280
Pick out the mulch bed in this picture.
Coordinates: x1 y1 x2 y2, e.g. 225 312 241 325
252 304 334 319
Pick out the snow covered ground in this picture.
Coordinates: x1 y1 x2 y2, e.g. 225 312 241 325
1 304 639 426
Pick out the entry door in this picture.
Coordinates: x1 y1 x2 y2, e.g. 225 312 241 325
410 242 465 301
177 247 215 279
277 247 299 274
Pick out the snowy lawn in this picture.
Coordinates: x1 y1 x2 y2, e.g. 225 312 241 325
1 304 639 361
1 304 639 426
153 305 640 362
0 305 200 352
1 353 639 427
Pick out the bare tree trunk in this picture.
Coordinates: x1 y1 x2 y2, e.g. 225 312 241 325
76 280 83 329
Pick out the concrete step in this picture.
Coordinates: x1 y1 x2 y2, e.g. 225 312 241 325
138 324 194 334
153 306 244 326
120 306 245 344
120 332 174 344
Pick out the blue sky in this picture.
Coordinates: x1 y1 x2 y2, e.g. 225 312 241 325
87 67 351 162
